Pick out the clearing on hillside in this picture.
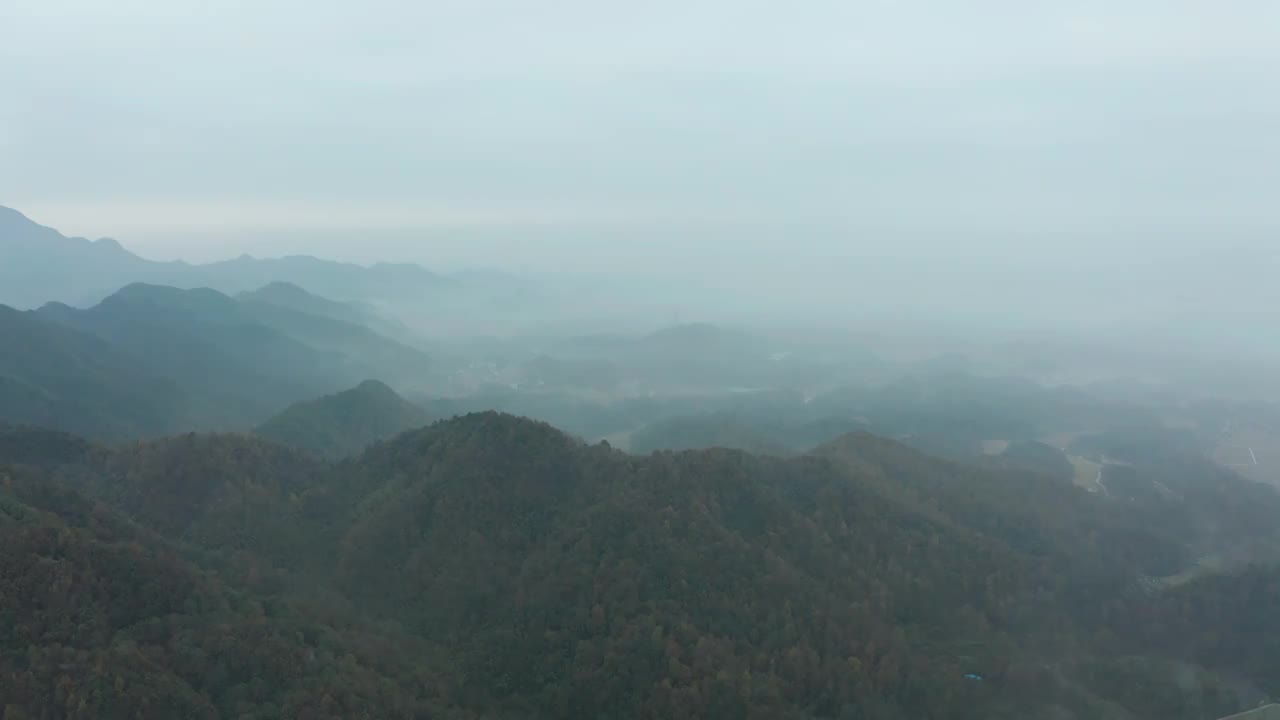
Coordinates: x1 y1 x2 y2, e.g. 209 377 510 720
1213 421 1280 486
1067 454 1104 493
1215 444 1258 468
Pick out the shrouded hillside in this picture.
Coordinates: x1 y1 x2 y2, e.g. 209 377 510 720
45 281 414 388
185 255 446 302
237 281 409 340
36 284 342 427
238 280 381 325
627 322 778 389
624 411 873 456
993 440 1075 483
236 289 431 384
0 304 194 439
813 432 1201 579
0 415 1276 719
519 354 624 392
629 412 797 456
809 372 1159 460
638 322 765 355
256 380 433 459
27 283 432 434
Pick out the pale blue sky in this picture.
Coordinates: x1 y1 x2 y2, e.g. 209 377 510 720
2 0 1277 270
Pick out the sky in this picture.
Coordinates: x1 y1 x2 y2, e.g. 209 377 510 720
2 0 1278 271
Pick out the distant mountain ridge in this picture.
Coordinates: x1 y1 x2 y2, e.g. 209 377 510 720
0 303 192 439
34 283 349 426
237 281 410 340
1 280 433 439
0 205 445 308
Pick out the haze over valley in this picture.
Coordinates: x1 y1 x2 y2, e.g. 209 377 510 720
3 1 1280 717
4 201 1280 718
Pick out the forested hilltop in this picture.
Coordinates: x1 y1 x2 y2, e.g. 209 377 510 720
1 414 1277 719
254 379 433 459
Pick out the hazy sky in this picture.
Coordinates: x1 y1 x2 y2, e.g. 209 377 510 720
2 0 1278 270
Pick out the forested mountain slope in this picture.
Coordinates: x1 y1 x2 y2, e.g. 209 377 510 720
0 463 460 719
0 415 1275 719
34 284 343 428
0 304 194 439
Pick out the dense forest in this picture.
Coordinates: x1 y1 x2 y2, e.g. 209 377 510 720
1 413 1277 719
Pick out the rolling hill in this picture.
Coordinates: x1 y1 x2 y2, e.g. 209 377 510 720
256 380 433 459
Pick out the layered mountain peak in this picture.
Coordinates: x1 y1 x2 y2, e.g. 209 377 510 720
0 205 133 257
103 282 236 307
247 280 311 300
0 205 57 235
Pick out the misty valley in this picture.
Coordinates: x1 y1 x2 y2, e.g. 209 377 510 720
1 206 1280 719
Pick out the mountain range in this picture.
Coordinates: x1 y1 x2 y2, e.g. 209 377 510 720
0 205 445 309
4 202 1280 718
